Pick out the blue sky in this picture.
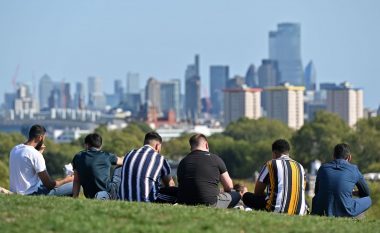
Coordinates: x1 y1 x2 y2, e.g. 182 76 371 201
0 0 379 108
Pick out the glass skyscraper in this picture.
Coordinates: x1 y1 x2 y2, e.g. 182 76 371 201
210 65 229 117
269 23 304 86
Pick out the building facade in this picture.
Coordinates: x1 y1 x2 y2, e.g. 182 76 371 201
210 65 229 117
224 86 262 126
326 82 363 127
264 84 304 129
269 23 304 86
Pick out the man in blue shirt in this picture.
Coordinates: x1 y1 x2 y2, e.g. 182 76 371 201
311 143 372 217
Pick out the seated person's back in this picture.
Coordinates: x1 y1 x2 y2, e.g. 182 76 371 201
119 131 176 203
177 134 240 208
243 139 307 215
177 149 226 205
72 133 123 198
311 143 371 217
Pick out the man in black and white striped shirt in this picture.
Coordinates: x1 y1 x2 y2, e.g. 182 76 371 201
119 132 177 203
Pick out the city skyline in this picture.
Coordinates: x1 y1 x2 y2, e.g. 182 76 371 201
0 1 379 108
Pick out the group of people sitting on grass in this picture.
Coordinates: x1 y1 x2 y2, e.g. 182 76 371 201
6 124 372 218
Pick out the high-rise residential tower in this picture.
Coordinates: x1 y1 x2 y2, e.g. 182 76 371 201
269 23 304 86
210 65 229 117
326 82 363 127
224 86 262 126
264 83 305 129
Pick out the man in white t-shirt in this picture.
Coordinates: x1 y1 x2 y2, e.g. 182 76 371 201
9 124 73 195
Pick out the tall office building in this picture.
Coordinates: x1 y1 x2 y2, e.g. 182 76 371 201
88 76 106 110
304 61 317 91
114 79 124 104
160 79 181 121
185 54 201 124
258 59 281 88
14 83 39 115
48 82 71 109
227 75 245 89
224 86 262 126
210 65 229 117
269 23 304 86
145 77 161 114
126 72 140 95
326 82 363 127
73 82 85 109
264 84 305 129
39 74 53 110
245 64 258 87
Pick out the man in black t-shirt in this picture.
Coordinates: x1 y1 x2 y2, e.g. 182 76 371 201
177 134 240 208
72 133 123 199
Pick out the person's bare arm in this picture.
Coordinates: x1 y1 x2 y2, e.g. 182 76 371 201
38 170 73 190
254 180 267 196
220 171 233 192
72 170 81 198
161 175 175 187
116 157 124 166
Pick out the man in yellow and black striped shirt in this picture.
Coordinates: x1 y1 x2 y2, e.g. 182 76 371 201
242 139 307 215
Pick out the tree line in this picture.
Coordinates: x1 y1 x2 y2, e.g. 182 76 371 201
1 111 380 187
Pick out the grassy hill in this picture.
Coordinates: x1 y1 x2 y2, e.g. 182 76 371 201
1 195 380 233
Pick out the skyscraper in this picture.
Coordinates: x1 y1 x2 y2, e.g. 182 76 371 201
114 79 124 104
39 74 53 110
258 59 280 88
160 79 181 121
145 77 161 115
48 82 71 109
269 23 304 86
88 76 106 110
326 82 363 127
304 61 317 91
73 82 85 109
210 65 229 117
245 64 258 87
227 75 245 89
264 83 305 129
224 86 262 126
185 54 201 124
126 72 140 95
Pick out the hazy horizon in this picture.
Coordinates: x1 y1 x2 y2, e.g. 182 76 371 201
1 0 379 108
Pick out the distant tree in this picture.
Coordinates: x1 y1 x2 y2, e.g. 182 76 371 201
161 133 192 161
347 116 380 172
291 111 351 166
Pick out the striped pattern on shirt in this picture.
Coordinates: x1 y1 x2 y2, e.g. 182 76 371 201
119 145 171 202
258 155 307 215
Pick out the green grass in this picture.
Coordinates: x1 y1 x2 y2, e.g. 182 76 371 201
1 195 380 233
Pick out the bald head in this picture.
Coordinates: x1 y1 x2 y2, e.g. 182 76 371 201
189 134 209 151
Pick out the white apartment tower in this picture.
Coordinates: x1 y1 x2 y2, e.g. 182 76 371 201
326 82 363 127
224 86 262 126
264 84 304 129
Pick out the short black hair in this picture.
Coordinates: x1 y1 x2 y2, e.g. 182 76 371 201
272 139 290 154
144 131 162 145
28 124 46 140
84 133 102 148
333 143 351 159
189 134 208 149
